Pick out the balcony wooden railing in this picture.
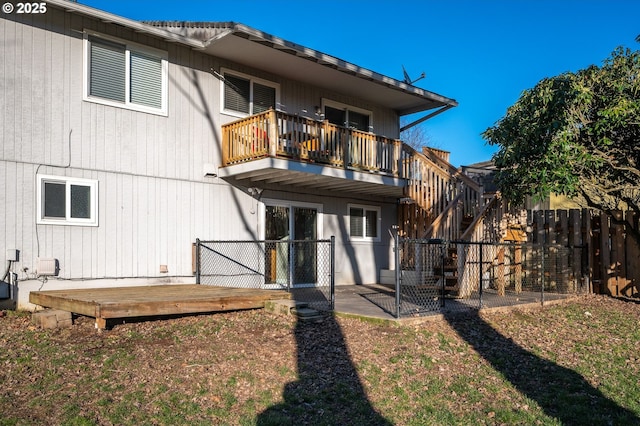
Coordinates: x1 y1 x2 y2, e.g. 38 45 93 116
222 109 495 241
222 109 402 175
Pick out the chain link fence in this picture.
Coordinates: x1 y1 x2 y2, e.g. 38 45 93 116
195 239 334 311
395 238 588 318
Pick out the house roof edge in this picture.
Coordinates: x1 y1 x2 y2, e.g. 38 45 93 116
45 2 457 112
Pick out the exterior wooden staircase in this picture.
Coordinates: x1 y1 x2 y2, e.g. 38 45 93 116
398 145 491 241
221 110 523 297
397 145 519 297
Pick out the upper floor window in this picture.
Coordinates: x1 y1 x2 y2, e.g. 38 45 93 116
323 99 373 132
84 32 168 115
221 69 279 117
37 175 99 227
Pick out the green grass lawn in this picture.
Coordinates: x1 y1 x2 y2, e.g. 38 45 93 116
1 294 639 425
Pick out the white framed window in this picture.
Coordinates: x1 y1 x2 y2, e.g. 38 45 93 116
221 68 279 118
37 175 99 226
83 31 168 115
322 99 373 132
349 204 380 241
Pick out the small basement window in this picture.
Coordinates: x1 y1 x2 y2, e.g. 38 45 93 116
37 175 98 226
349 204 380 241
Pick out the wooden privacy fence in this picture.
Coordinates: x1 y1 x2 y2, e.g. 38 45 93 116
528 209 640 297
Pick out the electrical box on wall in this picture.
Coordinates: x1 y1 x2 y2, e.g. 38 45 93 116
6 249 19 262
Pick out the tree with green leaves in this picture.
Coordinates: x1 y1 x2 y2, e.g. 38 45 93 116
483 47 640 227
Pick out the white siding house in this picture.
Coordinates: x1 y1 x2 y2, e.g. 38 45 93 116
0 0 458 309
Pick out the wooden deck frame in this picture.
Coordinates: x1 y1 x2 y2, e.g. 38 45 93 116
29 285 291 329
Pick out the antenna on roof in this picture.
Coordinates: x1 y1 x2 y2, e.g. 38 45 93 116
402 65 426 85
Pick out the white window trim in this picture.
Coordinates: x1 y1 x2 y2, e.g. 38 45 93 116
83 30 169 116
322 98 374 132
348 203 381 242
220 68 281 118
36 175 99 227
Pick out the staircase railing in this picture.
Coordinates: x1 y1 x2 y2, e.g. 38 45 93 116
399 145 483 240
458 192 519 243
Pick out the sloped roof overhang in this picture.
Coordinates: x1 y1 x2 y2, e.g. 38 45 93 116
175 22 458 116
46 0 457 116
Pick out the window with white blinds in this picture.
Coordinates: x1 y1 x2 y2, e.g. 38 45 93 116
349 204 380 241
85 33 167 115
130 51 163 109
222 69 278 117
89 37 126 102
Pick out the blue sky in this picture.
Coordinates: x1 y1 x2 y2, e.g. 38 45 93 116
79 0 640 166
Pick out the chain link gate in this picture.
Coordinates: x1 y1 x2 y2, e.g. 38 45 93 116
195 238 335 312
394 236 588 318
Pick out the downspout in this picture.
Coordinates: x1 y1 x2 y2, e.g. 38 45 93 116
400 104 456 133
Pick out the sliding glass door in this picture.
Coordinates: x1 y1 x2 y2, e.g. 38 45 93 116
264 202 320 287
292 207 317 285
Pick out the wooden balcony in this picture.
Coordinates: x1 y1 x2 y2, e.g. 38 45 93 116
222 109 403 176
220 109 487 240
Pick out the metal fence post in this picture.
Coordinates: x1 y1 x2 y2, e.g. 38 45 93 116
195 238 201 285
287 240 292 292
541 244 546 305
393 227 401 319
330 236 335 311
440 241 446 308
479 241 484 309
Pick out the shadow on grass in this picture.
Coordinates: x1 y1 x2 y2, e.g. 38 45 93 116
257 313 392 425
442 309 639 425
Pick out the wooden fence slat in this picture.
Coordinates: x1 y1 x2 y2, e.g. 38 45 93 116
610 211 626 296
546 210 557 244
624 211 639 297
583 208 593 293
570 209 582 292
522 208 640 296
552 210 564 293
546 210 558 291
534 210 545 244
591 213 602 293
599 213 612 295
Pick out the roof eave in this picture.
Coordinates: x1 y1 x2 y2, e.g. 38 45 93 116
45 2 457 114
46 0 204 49
222 23 458 113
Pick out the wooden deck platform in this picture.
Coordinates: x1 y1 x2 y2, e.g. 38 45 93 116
29 285 291 329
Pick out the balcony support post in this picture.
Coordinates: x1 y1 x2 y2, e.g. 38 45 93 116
268 109 278 157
